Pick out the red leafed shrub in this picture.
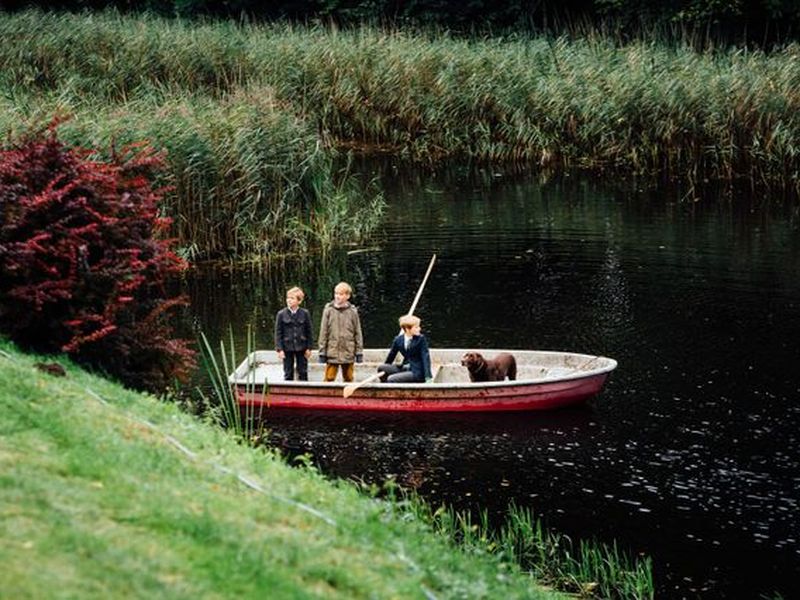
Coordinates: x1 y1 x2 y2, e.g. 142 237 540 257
0 124 195 393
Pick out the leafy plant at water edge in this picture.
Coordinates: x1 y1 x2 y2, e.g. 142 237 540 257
197 326 266 442
0 122 194 393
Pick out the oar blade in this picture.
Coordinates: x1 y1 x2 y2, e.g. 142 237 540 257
342 372 381 398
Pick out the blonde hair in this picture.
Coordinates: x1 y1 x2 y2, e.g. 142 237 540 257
286 286 304 301
334 281 352 297
398 314 420 331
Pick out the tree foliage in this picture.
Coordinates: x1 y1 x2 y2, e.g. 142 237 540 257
0 123 194 392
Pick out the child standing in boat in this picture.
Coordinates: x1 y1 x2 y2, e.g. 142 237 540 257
275 286 313 381
378 314 433 383
318 281 364 382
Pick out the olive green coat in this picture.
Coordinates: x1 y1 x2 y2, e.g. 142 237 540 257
318 302 364 364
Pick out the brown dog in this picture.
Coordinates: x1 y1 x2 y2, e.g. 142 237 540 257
460 352 517 382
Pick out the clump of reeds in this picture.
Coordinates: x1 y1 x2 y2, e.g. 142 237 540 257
393 490 653 600
497 503 653 599
197 326 265 442
0 87 384 259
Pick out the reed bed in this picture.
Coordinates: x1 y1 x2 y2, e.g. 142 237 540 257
2 9 799 257
0 87 382 259
393 491 653 599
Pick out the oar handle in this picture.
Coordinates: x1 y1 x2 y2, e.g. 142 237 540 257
407 253 436 317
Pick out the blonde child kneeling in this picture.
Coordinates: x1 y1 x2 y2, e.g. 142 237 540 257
377 315 432 383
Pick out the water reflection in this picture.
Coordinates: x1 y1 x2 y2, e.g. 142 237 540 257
264 406 597 504
181 165 800 599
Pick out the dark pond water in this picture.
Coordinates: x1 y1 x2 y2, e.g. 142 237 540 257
182 164 800 599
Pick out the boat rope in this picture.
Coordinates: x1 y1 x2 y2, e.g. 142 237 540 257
0 348 337 526
82 387 445 595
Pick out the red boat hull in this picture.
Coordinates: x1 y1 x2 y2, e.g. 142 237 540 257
236 372 609 412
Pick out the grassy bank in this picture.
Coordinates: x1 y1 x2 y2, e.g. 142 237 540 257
0 340 566 598
2 10 799 200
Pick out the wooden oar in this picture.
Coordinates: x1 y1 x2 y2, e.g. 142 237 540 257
342 253 437 398
406 253 436 319
343 372 383 398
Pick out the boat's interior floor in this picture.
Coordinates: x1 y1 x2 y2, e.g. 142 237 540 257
244 361 577 385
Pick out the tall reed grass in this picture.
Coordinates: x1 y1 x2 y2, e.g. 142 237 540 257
400 494 654 599
197 326 265 441
0 87 384 259
2 8 798 260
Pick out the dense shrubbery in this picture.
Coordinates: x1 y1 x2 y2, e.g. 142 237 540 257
0 124 194 392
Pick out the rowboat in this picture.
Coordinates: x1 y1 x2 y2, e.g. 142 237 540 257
229 349 617 412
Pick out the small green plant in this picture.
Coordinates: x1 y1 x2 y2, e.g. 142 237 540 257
197 325 266 442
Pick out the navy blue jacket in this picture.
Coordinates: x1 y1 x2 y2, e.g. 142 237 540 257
384 334 432 381
275 307 313 352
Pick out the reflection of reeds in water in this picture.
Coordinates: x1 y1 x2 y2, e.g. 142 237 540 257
198 326 266 442
393 490 653 600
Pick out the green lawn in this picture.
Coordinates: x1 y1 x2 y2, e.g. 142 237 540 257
0 342 561 599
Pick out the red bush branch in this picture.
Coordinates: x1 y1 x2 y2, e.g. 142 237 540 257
0 122 195 393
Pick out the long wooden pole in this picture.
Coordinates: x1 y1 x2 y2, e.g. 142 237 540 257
343 253 437 398
406 253 437 317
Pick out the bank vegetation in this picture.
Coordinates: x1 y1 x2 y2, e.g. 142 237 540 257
2 10 798 259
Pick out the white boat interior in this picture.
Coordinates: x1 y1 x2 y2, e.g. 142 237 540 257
229 349 617 387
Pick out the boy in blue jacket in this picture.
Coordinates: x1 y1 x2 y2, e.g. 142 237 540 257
377 314 433 383
274 286 313 381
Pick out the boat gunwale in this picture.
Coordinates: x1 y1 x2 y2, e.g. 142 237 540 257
229 348 617 391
